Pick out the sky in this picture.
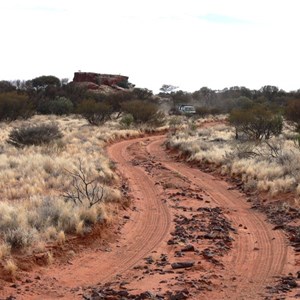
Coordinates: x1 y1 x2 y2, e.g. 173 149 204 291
0 0 300 93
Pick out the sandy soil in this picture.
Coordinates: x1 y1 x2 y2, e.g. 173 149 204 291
0 135 298 299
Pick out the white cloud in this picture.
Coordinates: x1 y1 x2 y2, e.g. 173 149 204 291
0 0 299 92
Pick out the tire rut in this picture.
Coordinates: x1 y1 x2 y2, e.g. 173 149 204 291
147 136 290 300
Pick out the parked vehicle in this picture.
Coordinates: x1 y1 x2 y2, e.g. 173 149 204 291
169 104 196 115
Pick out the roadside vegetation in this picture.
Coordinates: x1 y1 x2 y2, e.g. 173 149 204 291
165 85 300 205
0 115 139 260
167 121 300 197
0 75 170 274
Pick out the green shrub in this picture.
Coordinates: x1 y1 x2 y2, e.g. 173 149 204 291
285 100 300 132
195 106 221 117
229 104 283 140
77 99 112 125
121 100 165 126
7 123 63 148
0 92 33 121
195 106 210 117
0 81 16 93
38 97 73 115
120 114 134 128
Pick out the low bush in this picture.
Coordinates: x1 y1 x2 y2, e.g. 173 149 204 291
195 106 221 117
77 99 112 125
120 114 134 128
37 97 73 115
0 92 33 121
285 100 300 132
121 100 165 126
7 123 63 147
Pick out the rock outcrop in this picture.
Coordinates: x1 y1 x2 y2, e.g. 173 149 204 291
73 72 129 89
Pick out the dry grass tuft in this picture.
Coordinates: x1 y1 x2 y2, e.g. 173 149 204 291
167 118 300 198
46 251 54 265
57 231 66 245
4 259 18 278
0 243 11 260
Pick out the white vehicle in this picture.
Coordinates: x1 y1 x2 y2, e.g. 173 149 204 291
178 104 196 114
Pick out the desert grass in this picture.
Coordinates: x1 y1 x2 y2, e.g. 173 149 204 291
4 259 17 278
167 119 300 199
0 114 146 257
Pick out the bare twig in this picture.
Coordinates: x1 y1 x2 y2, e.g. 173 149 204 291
63 159 104 207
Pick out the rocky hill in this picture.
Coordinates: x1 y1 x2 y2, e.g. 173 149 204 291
72 72 130 91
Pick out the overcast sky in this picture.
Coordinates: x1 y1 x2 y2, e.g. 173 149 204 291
0 0 299 92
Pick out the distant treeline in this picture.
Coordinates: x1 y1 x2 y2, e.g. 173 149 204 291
0 76 299 131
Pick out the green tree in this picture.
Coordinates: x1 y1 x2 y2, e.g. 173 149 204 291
192 87 215 106
132 88 153 100
31 75 61 90
171 90 192 105
229 104 283 140
259 85 279 102
0 92 33 121
121 100 165 126
0 81 16 93
159 84 178 94
285 100 300 132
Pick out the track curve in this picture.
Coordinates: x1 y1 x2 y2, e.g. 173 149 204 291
1 134 294 300
147 136 293 299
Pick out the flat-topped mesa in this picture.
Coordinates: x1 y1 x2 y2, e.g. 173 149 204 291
73 72 129 89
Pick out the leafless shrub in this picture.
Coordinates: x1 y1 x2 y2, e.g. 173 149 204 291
63 160 105 208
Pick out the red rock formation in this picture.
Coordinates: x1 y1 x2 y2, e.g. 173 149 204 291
73 72 129 89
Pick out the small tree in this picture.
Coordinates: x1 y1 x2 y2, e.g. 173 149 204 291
159 84 178 94
132 88 153 100
285 100 300 132
31 75 61 90
0 92 33 121
229 105 283 140
0 81 16 93
105 91 134 118
121 100 165 126
77 99 112 125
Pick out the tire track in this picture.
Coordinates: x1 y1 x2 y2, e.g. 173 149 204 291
147 136 291 300
11 137 171 300
65 137 172 285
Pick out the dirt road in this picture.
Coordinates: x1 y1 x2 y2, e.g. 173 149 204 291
1 135 296 299
147 136 294 299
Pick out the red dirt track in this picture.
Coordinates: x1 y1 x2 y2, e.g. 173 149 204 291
0 135 296 299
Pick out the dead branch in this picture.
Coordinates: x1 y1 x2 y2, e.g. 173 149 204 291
63 159 104 207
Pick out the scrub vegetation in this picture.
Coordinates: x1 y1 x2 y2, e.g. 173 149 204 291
164 84 300 205
0 115 140 258
0 74 169 269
